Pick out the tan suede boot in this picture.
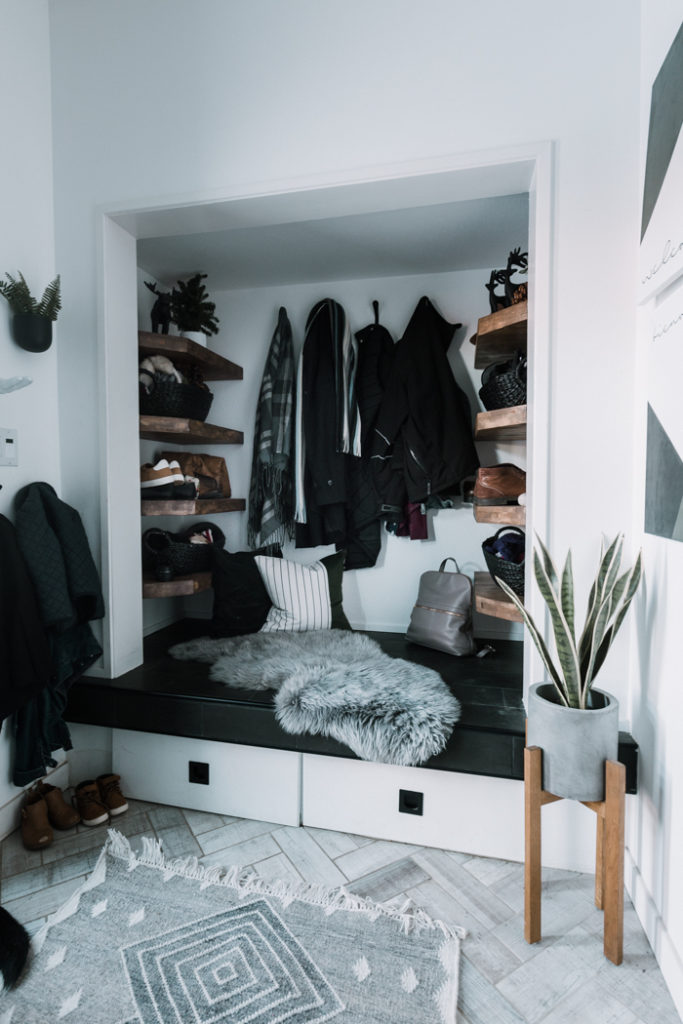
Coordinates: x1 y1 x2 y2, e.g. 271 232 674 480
96 774 129 817
20 791 53 851
37 782 81 830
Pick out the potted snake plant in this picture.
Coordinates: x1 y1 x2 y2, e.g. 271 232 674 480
0 272 61 352
497 534 642 801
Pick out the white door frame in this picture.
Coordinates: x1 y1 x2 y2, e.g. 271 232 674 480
95 142 555 682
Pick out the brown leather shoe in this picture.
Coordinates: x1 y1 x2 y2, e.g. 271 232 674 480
73 780 109 827
96 774 129 817
473 464 526 506
20 791 53 851
37 782 81 830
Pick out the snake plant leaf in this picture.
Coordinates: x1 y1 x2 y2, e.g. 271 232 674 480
579 534 623 667
533 549 582 706
580 591 615 705
495 577 570 705
579 568 629 683
560 550 575 642
588 552 643 683
535 534 560 594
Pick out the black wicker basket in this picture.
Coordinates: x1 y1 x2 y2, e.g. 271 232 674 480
142 522 225 577
139 379 213 422
482 526 525 597
479 352 526 411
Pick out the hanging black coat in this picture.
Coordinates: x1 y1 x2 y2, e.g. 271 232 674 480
371 296 479 515
295 299 359 550
0 514 53 721
12 482 105 786
343 318 396 569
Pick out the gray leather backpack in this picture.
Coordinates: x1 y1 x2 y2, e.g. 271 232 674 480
406 557 476 657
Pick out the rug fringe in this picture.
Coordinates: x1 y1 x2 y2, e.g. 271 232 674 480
105 829 466 941
31 841 109 957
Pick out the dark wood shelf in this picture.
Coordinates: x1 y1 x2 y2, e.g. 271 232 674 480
474 571 523 622
141 497 246 516
142 570 212 599
474 504 526 526
139 416 243 445
138 331 242 380
471 301 527 368
474 404 526 441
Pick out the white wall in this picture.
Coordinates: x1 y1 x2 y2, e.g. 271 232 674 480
0 1 64 822
150 266 525 638
627 5 683 1016
48 0 641 694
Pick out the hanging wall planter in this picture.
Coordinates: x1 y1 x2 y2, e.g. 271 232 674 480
0 272 61 352
12 313 53 353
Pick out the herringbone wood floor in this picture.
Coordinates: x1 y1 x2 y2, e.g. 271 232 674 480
0 797 679 1023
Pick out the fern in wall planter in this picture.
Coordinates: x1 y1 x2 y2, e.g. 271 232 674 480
0 272 61 352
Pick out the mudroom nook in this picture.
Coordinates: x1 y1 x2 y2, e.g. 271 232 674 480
60 152 641 870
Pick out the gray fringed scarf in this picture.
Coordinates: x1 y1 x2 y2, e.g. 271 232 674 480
248 307 296 547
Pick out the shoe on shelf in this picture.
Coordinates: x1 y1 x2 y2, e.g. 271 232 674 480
140 459 184 489
73 780 110 827
35 781 80 830
20 790 53 850
473 464 526 506
140 477 199 501
96 774 129 817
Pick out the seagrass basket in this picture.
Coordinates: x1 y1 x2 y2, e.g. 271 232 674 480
139 379 213 421
482 526 525 597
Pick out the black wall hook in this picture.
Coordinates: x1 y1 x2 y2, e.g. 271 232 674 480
372 299 379 325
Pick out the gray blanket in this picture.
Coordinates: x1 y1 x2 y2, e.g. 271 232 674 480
169 629 460 766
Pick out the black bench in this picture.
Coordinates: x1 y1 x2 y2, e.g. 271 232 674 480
65 621 637 792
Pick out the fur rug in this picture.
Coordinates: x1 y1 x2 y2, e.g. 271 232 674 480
169 630 460 766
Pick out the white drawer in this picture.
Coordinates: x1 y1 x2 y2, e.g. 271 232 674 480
112 729 300 826
302 754 599 871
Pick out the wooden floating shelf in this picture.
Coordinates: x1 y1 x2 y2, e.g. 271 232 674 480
141 497 246 517
474 404 527 441
142 570 212 599
138 331 243 380
471 301 527 368
474 504 526 526
474 571 523 622
140 416 244 445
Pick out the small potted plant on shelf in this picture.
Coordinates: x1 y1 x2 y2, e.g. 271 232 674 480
497 534 642 801
0 271 61 352
171 273 219 345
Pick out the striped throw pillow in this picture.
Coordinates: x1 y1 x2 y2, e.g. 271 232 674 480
255 555 332 632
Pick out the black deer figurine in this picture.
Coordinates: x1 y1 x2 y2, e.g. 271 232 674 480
144 281 172 334
485 249 528 313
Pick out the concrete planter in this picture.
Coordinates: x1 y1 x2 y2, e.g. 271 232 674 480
526 682 619 801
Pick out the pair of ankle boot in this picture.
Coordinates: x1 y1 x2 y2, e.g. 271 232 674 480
21 782 80 851
73 775 128 828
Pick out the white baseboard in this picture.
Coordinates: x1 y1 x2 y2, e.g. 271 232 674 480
0 761 70 843
625 847 683 1019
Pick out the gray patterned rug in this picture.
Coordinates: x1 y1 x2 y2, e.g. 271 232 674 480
1 831 464 1023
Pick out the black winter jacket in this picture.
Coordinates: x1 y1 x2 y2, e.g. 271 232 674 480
371 296 479 511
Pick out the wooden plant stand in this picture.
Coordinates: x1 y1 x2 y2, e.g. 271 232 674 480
524 745 626 965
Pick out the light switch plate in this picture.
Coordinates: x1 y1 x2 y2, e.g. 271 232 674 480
0 428 18 466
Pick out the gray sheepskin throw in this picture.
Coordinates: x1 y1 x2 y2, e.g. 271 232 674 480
169 630 460 766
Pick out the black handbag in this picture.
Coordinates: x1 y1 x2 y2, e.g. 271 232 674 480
406 557 476 657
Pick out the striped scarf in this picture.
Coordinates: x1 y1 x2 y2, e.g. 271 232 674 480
248 307 296 547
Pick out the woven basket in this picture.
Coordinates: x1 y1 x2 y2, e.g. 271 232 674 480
479 352 526 411
139 380 213 422
142 522 225 577
482 526 525 597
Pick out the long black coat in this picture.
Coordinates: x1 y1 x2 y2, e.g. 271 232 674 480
371 296 479 513
12 482 104 785
0 515 53 721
